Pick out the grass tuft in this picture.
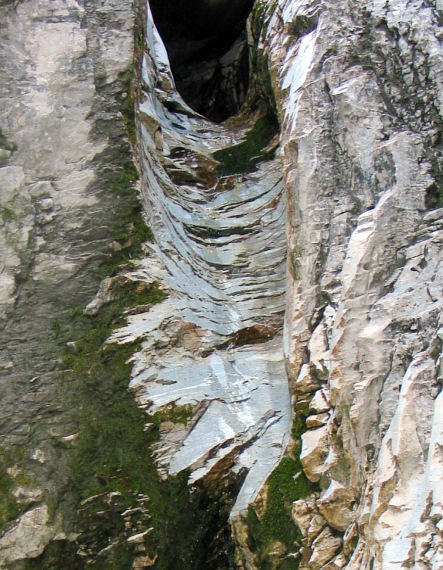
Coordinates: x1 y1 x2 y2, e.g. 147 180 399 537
0 449 22 526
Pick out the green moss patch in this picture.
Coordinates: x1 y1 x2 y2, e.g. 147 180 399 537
152 404 193 427
1 207 17 223
0 449 23 526
0 127 17 152
425 182 443 209
213 113 279 176
245 406 319 569
48 271 235 569
121 77 137 147
93 164 154 280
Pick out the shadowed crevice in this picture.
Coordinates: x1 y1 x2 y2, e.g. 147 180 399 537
149 0 254 122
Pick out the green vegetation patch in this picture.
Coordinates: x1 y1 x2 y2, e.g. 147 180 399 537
0 449 24 526
249 1 279 115
246 405 319 569
93 163 154 280
152 403 193 427
50 272 235 569
121 72 137 147
213 113 279 176
58 280 166 488
110 161 139 197
1 207 17 223
0 127 17 152
425 182 443 209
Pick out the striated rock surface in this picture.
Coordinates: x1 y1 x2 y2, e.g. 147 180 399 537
111 2 292 519
0 0 442 567
126 2 443 565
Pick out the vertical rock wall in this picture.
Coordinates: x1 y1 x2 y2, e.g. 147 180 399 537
260 0 443 567
0 0 137 565
0 0 442 568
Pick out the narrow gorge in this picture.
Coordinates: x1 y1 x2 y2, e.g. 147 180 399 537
0 0 442 569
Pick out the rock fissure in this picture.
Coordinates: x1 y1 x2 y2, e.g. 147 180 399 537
1 0 443 568
149 0 255 122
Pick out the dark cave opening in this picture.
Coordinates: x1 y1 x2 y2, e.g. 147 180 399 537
149 0 255 122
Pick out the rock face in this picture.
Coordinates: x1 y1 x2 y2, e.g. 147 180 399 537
1 0 443 568
135 0 443 567
0 0 139 565
112 2 291 520
260 0 443 567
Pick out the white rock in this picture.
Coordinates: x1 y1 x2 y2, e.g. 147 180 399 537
300 426 329 482
309 388 331 413
0 506 56 564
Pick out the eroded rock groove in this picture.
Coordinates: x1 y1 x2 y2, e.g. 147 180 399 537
110 1 291 521
1 0 443 568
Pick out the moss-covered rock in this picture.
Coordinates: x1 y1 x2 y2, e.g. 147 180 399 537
213 114 279 176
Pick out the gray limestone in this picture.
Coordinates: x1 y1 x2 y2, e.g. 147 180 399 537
0 0 137 564
110 3 292 519
1 0 443 567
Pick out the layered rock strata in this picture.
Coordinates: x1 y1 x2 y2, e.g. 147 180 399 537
111 2 292 519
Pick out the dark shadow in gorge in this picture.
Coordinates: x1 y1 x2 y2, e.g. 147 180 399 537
149 0 255 122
